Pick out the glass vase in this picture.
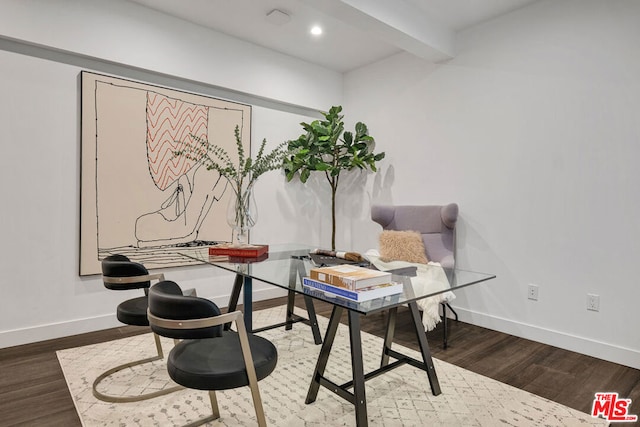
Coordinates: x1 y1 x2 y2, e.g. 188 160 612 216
226 182 258 246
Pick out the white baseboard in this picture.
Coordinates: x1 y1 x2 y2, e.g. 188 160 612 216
10 291 635 371
0 287 288 349
0 314 122 349
449 306 640 370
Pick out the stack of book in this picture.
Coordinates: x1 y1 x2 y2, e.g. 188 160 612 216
303 264 403 302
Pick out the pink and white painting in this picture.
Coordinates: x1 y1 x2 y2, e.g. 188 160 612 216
80 71 251 275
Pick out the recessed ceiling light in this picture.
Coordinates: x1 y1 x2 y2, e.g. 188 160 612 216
310 25 323 36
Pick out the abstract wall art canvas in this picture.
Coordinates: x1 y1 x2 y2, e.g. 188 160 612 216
80 71 251 275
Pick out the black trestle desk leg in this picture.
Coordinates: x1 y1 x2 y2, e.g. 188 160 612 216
289 256 322 344
243 276 253 333
442 303 448 349
303 294 322 344
408 301 441 395
380 306 398 367
348 310 368 426
286 259 298 331
306 305 343 404
225 273 243 331
286 290 295 330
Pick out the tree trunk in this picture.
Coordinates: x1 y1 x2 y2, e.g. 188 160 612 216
327 173 339 251
331 184 336 250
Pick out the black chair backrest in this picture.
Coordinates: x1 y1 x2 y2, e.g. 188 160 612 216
101 254 151 290
148 280 223 340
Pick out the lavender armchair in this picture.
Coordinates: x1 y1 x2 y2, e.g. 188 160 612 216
371 203 459 348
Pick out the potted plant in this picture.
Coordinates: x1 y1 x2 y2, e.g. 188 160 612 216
283 106 385 250
175 125 287 245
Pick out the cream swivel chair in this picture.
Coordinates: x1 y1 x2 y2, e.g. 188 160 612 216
371 204 459 348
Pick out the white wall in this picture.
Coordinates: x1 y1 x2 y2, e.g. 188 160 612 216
343 0 640 369
0 0 349 347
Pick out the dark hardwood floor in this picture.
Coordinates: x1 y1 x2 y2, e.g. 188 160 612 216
1 296 638 426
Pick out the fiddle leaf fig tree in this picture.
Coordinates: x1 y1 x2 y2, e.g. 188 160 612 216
283 105 385 250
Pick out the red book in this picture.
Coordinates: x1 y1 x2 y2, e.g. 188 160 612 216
208 244 269 258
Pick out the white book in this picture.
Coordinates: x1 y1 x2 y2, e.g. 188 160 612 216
309 265 392 290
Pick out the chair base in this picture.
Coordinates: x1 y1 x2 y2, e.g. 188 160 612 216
183 389 265 427
182 415 219 427
92 354 184 403
180 391 220 427
92 333 183 403
177 377 265 427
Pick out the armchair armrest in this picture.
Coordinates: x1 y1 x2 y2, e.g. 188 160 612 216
102 272 165 285
146 309 258 387
147 310 242 331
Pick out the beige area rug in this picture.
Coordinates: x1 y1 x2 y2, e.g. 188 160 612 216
57 305 606 426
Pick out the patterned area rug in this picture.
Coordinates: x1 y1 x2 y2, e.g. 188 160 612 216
57 305 606 426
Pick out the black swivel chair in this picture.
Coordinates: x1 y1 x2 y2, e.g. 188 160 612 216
93 254 182 402
147 280 278 427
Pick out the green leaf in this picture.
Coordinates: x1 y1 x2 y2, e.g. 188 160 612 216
281 106 385 248
355 122 368 139
300 168 311 183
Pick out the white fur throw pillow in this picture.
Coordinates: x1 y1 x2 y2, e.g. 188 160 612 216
379 230 429 264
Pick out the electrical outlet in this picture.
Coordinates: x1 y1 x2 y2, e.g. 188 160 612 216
587 294 600 311
527 284 539 301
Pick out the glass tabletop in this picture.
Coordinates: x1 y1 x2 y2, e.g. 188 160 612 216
177 243 496 315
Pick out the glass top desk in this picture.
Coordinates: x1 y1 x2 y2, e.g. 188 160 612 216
178 243 495 427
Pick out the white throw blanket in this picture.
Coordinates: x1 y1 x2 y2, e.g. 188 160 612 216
365 250 455 331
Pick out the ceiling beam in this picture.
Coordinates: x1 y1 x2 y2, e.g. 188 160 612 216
301 0 455 62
